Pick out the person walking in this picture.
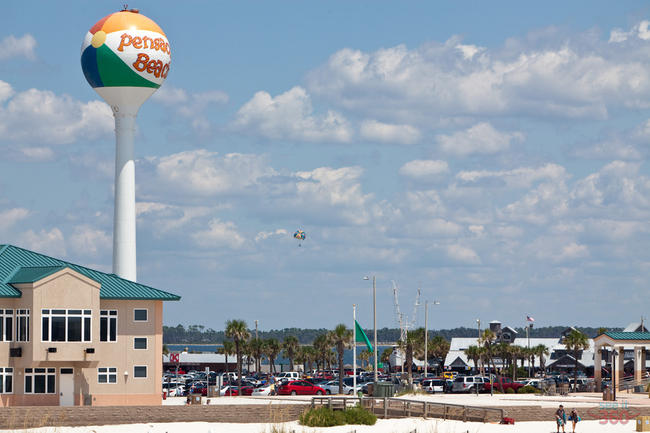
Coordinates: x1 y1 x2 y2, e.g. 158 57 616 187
555 404 567 433
569 408 580 433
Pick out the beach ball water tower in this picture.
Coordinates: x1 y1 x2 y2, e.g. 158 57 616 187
81 8 170 281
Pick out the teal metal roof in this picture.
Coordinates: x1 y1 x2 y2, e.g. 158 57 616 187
604 331 650 340
0 245 181 301
8 266 66 284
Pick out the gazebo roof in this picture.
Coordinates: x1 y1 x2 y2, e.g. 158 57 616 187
604 331 650 340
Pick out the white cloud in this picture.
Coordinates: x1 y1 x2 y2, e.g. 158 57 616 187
446 244 481 264
360 120 421 144
307 31 650 123
152 85 228 135
233 86 352 143
148 150 274 197
18 147 54 161
18 228 66 257
0 82 113 145
0 208 29 231
437 122 524 156
0 34 36 61
255 229 289 242
192 219 245 249
456 163 567 189
399 160 449 181
557 242 589 261
69 226 111 256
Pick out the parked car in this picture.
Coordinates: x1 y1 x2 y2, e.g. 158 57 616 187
277 380 325 396
220 385 239 396
452 376 484 393
483 376 524 392
276 372 301 382
421 378 446 393
442 371 458 380
320 380 354 395
252 383 275 396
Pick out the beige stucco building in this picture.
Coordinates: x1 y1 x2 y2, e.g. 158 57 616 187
0 244 180 406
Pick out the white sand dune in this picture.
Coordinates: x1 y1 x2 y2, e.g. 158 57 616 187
0 418 636 433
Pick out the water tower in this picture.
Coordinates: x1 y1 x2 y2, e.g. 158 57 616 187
81 8 171 281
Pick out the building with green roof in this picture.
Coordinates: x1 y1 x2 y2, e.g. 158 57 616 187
0 244 180 406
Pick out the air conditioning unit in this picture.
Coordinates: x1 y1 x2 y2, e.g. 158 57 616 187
85 348 95 354
48 347 57 353
9 348 21 357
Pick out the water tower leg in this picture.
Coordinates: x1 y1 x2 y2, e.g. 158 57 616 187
113 112 137 282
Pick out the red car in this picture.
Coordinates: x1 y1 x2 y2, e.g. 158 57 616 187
277 380 325 396
483 376 524 393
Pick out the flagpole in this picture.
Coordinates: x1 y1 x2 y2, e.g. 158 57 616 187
353 304 357 396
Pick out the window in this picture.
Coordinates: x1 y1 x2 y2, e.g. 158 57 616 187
0 368 13 394
133 365 147 378
16 309 29 342
134 337 147 350
0 310 13 342
100 310 117 342
98 367 117 384
41 309 91 342
133 309 147 322
24 368 55 394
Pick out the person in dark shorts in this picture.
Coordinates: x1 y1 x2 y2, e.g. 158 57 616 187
555 404 566 433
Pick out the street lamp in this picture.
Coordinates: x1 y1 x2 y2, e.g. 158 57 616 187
423 300 440 379
363 276 378 383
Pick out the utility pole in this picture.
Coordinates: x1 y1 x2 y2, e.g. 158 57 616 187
373 276 377 383
424 301 428 379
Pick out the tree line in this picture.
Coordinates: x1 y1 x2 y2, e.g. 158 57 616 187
210 319 452 395
163 323 620 344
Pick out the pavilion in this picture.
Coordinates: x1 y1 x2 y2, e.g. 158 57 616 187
593 331 650 391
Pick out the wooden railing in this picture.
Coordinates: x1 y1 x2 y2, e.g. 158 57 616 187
311 396 504 422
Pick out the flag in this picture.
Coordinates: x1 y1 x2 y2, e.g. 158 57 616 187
526 315 535 322
355 320 373 352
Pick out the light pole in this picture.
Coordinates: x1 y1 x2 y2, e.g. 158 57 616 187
364 276 378 383
423 300 440 379
476 319 480 396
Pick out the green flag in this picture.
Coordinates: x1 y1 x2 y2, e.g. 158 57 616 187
355 320 373 352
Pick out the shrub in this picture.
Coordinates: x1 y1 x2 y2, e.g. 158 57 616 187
517 385 539 394
505 387 515 394
299 406 376 427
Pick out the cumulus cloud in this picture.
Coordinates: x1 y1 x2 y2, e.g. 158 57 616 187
456 163 567 189
0 34 36 61
437 122 524 156
0 81 113 145
306 31 650 123
360 120 421 144
192 219 245 249
68 226 111 256
399 160 449 181
0 208 29 231
18 228 66 257
255 229 289 242
152 85 228 135
233 86 352 143
446 244 481 264
146 150 275 197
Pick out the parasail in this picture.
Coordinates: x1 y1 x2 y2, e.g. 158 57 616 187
293 230 306 246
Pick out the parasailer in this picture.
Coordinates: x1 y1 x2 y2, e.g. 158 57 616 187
293 230 306 247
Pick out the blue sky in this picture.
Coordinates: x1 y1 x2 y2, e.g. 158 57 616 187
1 1 650 332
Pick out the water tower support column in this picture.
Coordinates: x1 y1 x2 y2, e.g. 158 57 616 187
113 110 137 281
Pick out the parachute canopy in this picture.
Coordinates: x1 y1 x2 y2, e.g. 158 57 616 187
293 230 306 241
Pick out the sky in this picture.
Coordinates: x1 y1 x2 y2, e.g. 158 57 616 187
1 1 650 332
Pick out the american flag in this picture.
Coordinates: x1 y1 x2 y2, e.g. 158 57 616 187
526 315 535 322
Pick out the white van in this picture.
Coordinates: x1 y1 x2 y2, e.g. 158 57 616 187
276 372 300 382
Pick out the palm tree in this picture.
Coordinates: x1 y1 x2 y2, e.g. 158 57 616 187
508 345 522 381
313 334 331 371
330 324 353 394
219 340 235 380
301 346 317 373
283 336 300 371
534 344 549 377
359 349 372 369
464 345 481 374
242 340 253 374
249 337 264 373
225 319 251 392
429 335 450 375
399 327 425 386
381 347 393 373
563 329 589 392
264 338 282 374
479 329 497 390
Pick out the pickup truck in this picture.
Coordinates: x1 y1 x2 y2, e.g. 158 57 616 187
483 376 525 392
